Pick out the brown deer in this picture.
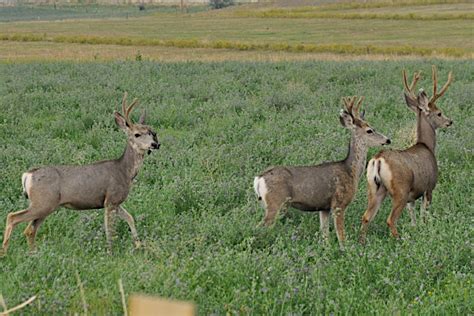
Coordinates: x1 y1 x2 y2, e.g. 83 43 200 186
0 92 160 256
359 66 453 243
254 97 391 247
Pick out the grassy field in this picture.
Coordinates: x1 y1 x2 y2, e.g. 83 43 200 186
0 4 207 22
0 1 473 60
0 60 472 314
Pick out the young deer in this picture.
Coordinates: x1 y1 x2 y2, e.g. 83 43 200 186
0 92 160 255
254 97 391 247
359 66 453 243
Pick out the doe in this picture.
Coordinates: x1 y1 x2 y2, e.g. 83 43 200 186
360 66 453 243
254 97 391 247
1 92 160 255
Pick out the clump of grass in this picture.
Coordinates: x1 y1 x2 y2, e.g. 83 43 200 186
234 9 474 21
251 0 467 12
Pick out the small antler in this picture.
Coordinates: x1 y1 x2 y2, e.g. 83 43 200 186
121 92 140 126
342 96 364 118
353 96 364 118
429 65 453 106
342 96 355 114
402 69 421 98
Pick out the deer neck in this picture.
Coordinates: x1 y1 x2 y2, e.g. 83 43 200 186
344 133 368 184
119 142 145 181
416 110 436 152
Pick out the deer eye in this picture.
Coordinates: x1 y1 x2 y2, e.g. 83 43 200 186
134 133 140 138
366 129 373 134
437 113 442 117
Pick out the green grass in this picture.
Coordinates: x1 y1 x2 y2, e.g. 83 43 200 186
0 60 472 314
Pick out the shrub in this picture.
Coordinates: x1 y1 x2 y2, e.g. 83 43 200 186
209 0 234 10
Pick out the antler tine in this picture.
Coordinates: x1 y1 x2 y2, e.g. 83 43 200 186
124 98 139 125
402 70 421 96
121 92 128 116
342 96 352 113
432 65 438 98
353 96 364 118
430 70 453 105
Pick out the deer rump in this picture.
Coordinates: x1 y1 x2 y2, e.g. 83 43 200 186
255 162 345 212
22 161 129 211
369 145 438 203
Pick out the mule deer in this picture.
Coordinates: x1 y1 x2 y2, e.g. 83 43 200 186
254 97 391 247
0 92 160 255
359 66 453 243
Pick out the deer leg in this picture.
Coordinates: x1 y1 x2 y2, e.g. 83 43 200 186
332 207 346 249
117 206 141 249
262 203 279 227
386 193 408 239
104 206 117 253
319 211 330 243
24 217 45 252
360 184 387 244
1 209 36 255
260 193 289 227
406 202 416 226
421 191 432 222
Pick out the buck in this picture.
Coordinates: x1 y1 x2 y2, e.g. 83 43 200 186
254 97 391 247
0 92 160 255
359 66 453 243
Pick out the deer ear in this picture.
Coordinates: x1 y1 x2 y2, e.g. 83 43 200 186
114 111 129 130
417 89 430 112
404 92 419 112
339 110 355 129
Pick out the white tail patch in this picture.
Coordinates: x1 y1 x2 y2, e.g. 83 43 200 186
253 176 268 207
366 158 381 189
367 158 392 191
22 172 33 199
377 158 393 190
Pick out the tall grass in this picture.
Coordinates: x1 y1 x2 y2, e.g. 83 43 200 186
0 33 470 58
292 0 469 11
234 9 474 20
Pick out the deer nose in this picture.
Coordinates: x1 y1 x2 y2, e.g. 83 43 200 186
152 142 160 149
385 139 391 145
447 120 453 127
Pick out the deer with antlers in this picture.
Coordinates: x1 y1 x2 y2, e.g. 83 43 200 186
0 93 160 256
254 97 391 247
359 66 453 243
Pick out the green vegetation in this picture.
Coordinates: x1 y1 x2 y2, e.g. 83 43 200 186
0 60 472 314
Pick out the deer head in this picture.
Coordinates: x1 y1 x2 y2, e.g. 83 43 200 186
339 96 391 146
403 66 453 129
114 92 160 155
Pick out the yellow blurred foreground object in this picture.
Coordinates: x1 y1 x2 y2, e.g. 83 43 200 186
129 295 196 316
